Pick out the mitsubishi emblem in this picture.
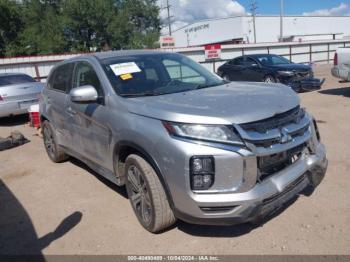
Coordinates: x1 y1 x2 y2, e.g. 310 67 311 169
280 128 292 144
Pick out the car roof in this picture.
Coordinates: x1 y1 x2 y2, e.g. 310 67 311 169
0 73 30 77
68 50 172 62
248 54 279 58
93 50 169 60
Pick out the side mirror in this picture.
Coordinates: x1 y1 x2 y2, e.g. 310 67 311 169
69 85 98 103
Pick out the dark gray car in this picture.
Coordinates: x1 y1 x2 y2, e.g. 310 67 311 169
40 51 328 233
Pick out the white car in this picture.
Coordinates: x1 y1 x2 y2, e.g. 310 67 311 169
0 73 44 118
332 47 350 82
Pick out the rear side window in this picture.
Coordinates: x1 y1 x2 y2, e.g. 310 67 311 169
50 63 74 92
0 74 36 87
229 57 244 66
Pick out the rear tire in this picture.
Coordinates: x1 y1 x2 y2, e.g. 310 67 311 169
125 154 176 233
263 75 276 83
42 120 69 163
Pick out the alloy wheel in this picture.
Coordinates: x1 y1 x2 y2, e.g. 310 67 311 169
43 125 55 158
264 76 275 83
127 165 152 226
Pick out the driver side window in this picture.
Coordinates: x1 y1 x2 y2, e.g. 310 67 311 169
73 62 103 96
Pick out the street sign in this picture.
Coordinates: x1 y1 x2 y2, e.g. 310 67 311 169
205 44 222 60
160 36 176 48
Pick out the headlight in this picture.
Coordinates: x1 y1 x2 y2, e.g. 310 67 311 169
162 122 243 145
277 71 295 76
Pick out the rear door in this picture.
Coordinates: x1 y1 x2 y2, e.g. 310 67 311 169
43 63 74 148
66 61 111 168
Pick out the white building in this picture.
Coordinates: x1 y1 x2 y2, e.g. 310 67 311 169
167 15 350 48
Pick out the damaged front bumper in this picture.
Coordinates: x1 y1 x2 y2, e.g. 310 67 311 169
285 77 325 93
175 142 327 226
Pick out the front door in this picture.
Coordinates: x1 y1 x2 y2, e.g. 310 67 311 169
67 61 111 168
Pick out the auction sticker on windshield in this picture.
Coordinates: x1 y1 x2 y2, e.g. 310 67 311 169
110 62 142 76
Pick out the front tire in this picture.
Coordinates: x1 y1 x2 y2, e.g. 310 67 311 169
42 121 69 163
125 154 176 233
263 75 276 83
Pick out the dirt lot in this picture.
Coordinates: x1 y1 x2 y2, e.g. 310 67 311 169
0 64 349 255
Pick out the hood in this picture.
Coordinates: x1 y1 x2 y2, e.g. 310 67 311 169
268 63 311 72
124 82 300 125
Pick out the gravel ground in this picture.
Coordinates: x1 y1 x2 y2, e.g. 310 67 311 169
0 64 349 255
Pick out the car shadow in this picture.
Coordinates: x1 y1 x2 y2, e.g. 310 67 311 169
319 87 350 98
69 157 128 199
0 114 29 127
176 186 314 237
0 178 82 256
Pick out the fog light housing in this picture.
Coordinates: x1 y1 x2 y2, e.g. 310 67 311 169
190 156 215 190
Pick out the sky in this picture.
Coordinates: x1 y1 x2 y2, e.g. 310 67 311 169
158 0 350 31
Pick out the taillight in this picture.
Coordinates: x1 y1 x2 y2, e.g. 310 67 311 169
334 52 338 66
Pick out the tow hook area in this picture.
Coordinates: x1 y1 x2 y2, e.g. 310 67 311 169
307 163 327 188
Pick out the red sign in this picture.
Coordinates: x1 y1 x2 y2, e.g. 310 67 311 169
205 44 222 60
160 36 175 48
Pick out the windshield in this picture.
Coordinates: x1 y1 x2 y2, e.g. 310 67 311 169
255 55 291 66
100 53 225 97
0 74 36 87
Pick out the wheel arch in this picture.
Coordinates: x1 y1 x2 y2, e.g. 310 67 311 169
113 141 175 210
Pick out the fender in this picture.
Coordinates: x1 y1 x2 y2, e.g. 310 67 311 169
113 141 175 210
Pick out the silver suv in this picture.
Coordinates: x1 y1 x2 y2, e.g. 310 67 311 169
40 51 328 233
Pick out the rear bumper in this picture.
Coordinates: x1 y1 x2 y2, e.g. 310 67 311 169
331 66 350 81
0 100 38 118
175 142 327 226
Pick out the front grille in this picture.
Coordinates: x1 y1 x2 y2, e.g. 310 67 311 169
257 143 306 181
296 71 311 79
241 106 303 133
239 106 310 148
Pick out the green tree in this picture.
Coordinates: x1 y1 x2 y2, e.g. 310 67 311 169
0 0 161 56
108 0 161 49
0 0 24 56
62 0 117 52
14 0 68 55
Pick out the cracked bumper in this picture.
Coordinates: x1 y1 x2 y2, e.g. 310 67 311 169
175 143 327 226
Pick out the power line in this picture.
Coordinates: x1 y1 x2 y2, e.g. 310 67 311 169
250 1 258 43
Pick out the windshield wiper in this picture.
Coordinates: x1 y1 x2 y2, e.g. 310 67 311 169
194 81 225 90
120 92 165 98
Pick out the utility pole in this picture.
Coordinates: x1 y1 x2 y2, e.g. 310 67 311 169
166 0 172 36
250 1 258 44
280 0 284 42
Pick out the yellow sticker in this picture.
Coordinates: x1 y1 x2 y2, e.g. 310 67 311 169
120 73 133 80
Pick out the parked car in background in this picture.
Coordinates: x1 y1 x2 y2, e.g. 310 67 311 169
41 51 327 233
332 48 350 82
217 54 324 92
0 73 44 118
